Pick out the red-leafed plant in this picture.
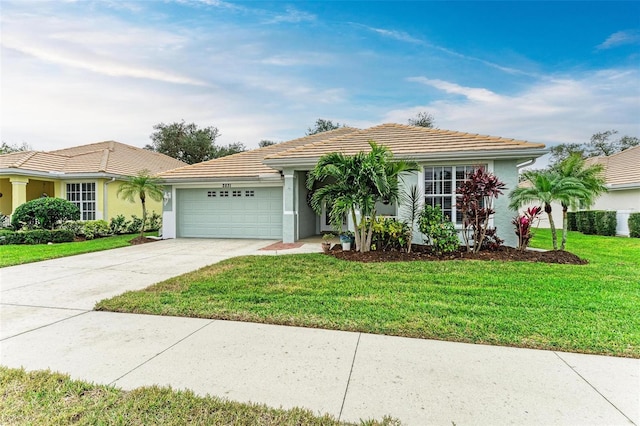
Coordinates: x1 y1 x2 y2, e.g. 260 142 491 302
512 206 543 251
456 167 507 253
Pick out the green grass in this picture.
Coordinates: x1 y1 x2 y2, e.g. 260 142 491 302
0 233 156 268
0 367 397 425
96 229 640 358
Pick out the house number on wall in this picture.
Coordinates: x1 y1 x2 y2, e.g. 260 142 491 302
222 183 231 188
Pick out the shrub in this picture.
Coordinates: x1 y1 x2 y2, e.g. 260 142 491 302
145 211 162 231
418 205 459 254
0 229 74 245
629 213 640 238
513 206 542 251
11 198 80 230
567 212 578 231
0 212 9 229
594 211 616 236
455 167 506 253
82 220 111 240
576 210 596 235
362 217 411 251
109 214 131 234
126 215 144 234
60 220 84 236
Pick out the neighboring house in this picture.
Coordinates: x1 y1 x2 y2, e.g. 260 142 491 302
0 141 187 223
159 124 547 247
532 146 640 236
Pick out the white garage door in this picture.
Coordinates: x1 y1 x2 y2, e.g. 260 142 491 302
177 187 283 239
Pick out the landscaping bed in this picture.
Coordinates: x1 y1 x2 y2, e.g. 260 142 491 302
328 245 587 265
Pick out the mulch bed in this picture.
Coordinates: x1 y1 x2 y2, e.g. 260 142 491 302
129 236 160 245
260 241 305 251
326 244 587 265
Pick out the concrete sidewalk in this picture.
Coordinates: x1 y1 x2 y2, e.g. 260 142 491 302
1 239 638 425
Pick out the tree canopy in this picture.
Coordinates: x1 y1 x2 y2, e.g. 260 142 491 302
259 140 278 148
306 118 345 135
550 130 639 164
145 120 245 164
407 112 435 128
0 141 32 155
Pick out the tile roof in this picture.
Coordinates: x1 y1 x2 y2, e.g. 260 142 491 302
265 123 546 161
585 145 640 187
0 141 187 177
158 127 359 180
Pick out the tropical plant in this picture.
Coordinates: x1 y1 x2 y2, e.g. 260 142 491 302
399 184 422 253
117 171 164 239
417 205 459 254
306 141 418 252
553 154 607 250
456 167 507 253
512 206 542 251
363 217 411 252
11 198 80 230
509 170 586 250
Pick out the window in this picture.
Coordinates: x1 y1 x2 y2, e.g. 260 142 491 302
220 191 229 197
245 190 255 197
424 165 485 224
66 182 96 220
232 190 242 197
207 191 216 197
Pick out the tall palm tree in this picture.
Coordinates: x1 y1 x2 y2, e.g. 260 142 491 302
117 170 164 239
307 141 417 252
554 154 607 250
509 170 586 250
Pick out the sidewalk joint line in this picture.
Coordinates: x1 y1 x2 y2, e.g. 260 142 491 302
553 351 636 425
108 319 217 386
0 310 90 341
339 332 361 421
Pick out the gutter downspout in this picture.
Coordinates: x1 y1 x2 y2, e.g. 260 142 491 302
103 178 116 220
516 158 536 170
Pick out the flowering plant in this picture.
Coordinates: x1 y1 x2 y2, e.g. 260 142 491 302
512 206 542 251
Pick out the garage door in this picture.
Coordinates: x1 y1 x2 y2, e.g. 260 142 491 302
177 187 283 239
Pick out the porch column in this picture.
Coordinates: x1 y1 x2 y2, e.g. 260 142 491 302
10 177 29 214
282 168 297 243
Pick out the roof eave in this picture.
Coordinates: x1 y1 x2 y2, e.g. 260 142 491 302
607 182 640 190
263 148 549 170
0 169 126 179
160 175 283 184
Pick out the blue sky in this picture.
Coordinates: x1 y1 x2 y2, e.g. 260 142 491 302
2 1 639 163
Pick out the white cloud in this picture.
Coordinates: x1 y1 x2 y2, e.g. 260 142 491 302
597 30 640 50
391 69 640 147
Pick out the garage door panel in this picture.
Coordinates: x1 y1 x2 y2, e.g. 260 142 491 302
177 188 283 239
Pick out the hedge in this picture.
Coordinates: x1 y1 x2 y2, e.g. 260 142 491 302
629 213 640 238
567 212 578 231
0 229 75 245
576 210 596 235
594 211 617 236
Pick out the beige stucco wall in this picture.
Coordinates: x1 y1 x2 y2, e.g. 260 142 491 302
591 189 640 212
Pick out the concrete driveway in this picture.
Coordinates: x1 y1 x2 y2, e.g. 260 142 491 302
1 239 638 425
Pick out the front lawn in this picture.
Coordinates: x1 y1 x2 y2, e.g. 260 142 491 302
96 229 640 358
0 367 395 425
0 233 156 268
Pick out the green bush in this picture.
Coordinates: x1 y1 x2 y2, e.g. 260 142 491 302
567 212 578 231
109 214 131 234
576 210 596 235
146 211 162 231
60 220 84 236
594 211 617 236
82 220 111 240
363 217 411 251
629 213 640 238
11 198 80 230
126 215 144 234
0 229 75 245
418 205 459 254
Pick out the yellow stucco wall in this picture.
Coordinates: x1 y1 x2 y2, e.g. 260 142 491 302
0 178 12 215
104 180 163 221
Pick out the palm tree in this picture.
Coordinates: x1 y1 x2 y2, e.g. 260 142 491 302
509 170 586 250
307 141 417 252
554 154 607 250
117 170 164 239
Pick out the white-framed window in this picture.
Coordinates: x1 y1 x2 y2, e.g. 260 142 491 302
424 165 485 224
220 190 229 197
66 182 96 220
232 190 242 197
245 190 255 197
207 191 216 197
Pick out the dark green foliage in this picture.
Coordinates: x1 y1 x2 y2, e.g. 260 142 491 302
306 118 344 135
407 112 435 128
629 213 640 238
0 229 75 245
109 214 131 234
567 212 578 231
127 215 144 234
594 211 617 236
418 205 459 254
11 198 80 230
364 217 411 251
145 212 162 231
576 211 596 235
82 220 111 240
